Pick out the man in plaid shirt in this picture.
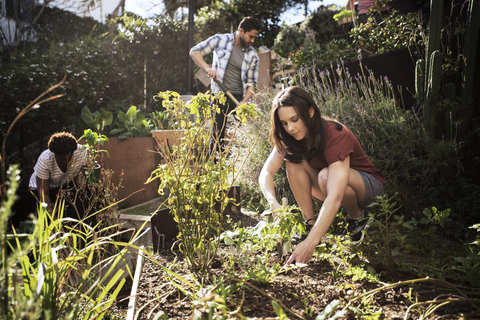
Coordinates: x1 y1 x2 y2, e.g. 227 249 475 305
190 16 262 155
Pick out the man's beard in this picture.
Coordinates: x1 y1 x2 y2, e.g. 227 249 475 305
239 34 248 47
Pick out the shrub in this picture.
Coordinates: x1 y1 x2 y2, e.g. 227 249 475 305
291 38 356 71
147 91 259 271
301 6 350 45
349 10 426 55
272 24 305 58
0 35 135 178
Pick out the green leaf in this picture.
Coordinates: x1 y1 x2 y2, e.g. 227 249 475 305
272 301 284 317
315 299 340 320
81 106 94 125
224 237 235 246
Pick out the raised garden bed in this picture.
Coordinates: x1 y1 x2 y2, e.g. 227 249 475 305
116 208 480 319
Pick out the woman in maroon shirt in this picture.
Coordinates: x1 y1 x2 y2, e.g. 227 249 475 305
259 86 384 265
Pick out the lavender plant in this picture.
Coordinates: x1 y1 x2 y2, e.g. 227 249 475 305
290 63 457 207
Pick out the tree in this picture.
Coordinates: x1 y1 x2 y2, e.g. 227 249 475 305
0 0 52 56
232 0 308 47
192 0 308 48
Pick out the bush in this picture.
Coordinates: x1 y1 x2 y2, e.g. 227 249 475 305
291 38 356 70
0 35 135 177
147 91 258 271
33 6 108 45
349 10 426 55
272 24 306 58
301 7 350 45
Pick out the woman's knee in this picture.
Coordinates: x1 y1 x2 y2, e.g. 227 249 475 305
317 168 329 190
285 161 303 175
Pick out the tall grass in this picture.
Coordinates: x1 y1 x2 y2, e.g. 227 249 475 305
1 165 136 320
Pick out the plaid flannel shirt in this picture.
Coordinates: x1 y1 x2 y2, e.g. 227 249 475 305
191 32 259 95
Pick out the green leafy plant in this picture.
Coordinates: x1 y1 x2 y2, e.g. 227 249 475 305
469 223 480 255
289 292 315 318
78 129 110 184
275 204 306 243
333 10 356 21
239 254 285 284
110 105 152 139
147 90 259 271
79 128 110 162
80 106 113 133
149 110 173 130
365 194 402 271
272 300 289 319
272 24 305 58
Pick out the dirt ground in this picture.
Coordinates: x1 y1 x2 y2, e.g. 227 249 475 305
114 207 479 319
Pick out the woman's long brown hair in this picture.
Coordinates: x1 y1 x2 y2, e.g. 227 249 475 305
269 86 339 163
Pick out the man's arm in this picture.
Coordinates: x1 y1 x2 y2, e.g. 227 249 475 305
190 49 217 80
241 86 255 104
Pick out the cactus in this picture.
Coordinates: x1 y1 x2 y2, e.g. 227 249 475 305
415 59 425 103
414 0 444 137
426 50 442 102
423 50 442 135
461 0 480 109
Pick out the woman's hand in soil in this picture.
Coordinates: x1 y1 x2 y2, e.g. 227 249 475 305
285 238 316 265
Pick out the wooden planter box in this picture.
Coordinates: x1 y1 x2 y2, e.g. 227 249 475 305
152 129 183 150
95 137 160 208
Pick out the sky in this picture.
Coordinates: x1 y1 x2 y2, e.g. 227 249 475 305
71 0 347 25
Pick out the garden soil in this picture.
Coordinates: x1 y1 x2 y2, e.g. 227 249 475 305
113 208 479 319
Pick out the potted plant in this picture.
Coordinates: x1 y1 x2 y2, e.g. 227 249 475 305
333 9 357 26
80 106 113 134
147 90 259 271
79 129 109 184
109 105 151 139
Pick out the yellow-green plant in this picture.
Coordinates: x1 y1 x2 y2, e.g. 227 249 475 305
148 91 259 271
333 10 356 21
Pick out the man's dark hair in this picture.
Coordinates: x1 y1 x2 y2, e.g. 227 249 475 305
238 16 262 33
48 132 78 155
